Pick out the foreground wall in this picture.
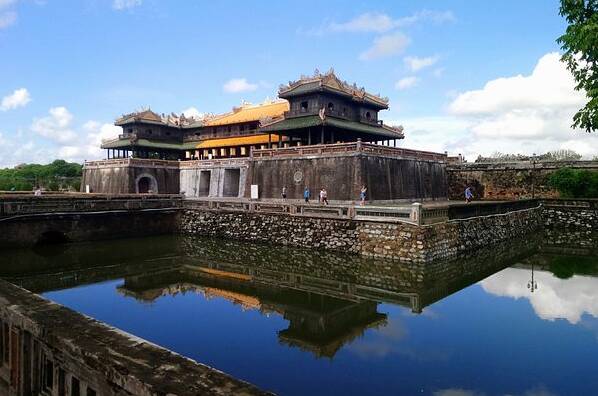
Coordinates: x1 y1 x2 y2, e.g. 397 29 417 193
180 204 542 264
0 280 268 395
448 161 598 200
0 210 180 248
249 153 447 201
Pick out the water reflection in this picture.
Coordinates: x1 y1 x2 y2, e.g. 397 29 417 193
3 234 541 359
482 257 598 324
3 233 598 395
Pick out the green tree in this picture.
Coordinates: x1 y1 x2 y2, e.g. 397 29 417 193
0 160 83 192
548 167 598 197
544 149 583 161
557 0 598 132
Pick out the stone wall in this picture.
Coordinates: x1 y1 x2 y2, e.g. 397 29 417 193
447 161 598 200
0 279 268 395
180 204 542 264
81 159 180 194
0 210 180 248
542 200 598 252
249 153 447 201
180 159 249 198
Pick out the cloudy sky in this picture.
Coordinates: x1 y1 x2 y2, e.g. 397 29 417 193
1 0 597 167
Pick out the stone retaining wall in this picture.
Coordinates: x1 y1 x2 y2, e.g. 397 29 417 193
180 205 543 264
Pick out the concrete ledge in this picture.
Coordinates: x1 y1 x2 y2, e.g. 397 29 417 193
0 279 270 395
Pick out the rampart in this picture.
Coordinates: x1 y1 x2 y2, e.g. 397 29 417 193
84 143 449 201
447 160 598 200
82 158 180 194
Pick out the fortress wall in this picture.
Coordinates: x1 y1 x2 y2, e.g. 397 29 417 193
248 153 448 201
447 161 598 200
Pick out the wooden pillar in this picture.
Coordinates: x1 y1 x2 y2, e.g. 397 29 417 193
308 129 312 145
320 126 325 145
331 129 335 143
268 133 272 149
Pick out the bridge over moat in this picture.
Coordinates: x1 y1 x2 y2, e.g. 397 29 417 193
0 194 182 248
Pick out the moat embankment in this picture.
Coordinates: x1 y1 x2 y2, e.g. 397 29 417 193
2 195 595 261
180 199 545 263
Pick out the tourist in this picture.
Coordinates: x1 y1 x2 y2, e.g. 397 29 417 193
360 185 367 206
303 187 310 203
320 188 329 205
465 186 473 203
34 186 42 196
281 186 287 200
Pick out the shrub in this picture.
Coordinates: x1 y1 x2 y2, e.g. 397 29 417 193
548 168 598 198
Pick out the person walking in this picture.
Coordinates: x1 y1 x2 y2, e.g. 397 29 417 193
303 187 310 203
281 186 287 200
465 186 473 203
360 185 367 206
320 188 329 205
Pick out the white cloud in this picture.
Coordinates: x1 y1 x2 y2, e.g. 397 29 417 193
180 107 204 119
223 78 258 93
0 0 17 7
481 267 598 325
0 0 17 29
404 55 439 72
329 12 397 33
403 52 598 159
393 116 471 154
1 88 31 111
395 76 419 90
319 10 455 34
395 9 456 27
449 53 585 117
0 110 120 167
0 10 15 28
112 0 142 10
359 32 410 61
31 107 76 143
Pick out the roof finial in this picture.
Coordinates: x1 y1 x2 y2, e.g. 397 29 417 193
314 67 320 77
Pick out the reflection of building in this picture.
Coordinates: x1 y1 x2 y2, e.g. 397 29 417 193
82 70 449 201
117 265 388 358
5 234 554 358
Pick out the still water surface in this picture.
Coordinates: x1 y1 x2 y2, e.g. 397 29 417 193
4 235 598 396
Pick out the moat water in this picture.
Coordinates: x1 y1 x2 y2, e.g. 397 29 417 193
4 235 598 396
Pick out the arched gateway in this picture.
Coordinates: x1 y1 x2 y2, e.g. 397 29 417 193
135 174 158 194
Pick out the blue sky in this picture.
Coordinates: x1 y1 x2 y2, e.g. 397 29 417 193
1 0 597 166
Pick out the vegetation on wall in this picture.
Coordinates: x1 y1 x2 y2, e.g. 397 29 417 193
548 167 598 198
476 149 583 163
0 160 82 192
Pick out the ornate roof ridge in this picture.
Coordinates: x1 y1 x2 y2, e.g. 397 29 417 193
279 68 389 105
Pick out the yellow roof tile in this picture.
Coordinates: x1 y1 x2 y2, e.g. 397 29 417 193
203 100 289 127
195 134 280 149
